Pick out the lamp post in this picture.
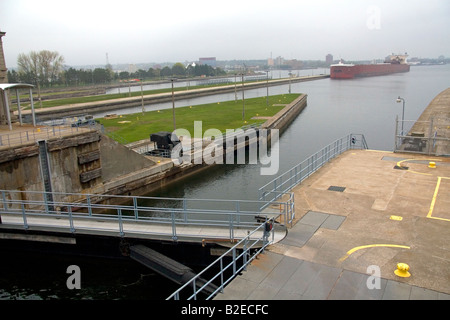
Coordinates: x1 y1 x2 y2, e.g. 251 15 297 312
396 96 405 135
288 72 292 94
265 70 269 106
234 72 237 102
171 78 176 130
140 78 144 114
241 72 245 121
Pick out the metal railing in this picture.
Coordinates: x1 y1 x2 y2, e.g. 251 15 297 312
0 125 96 148
166 217 275 300
0 189 291 242
166 133 367 300
394 117 450 156
259 133 368 202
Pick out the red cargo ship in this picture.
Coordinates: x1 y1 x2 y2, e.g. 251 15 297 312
330 54 410 79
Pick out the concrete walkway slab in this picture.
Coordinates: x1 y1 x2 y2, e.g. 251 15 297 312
215 149 450 300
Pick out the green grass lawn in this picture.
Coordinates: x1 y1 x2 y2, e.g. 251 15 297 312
98 94 300 143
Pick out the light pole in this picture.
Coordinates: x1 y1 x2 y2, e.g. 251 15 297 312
396 96 405 135
241 72 245 121
171 78 176 131
140 78 144 114
288 72 292 94
265 70 269 106
234 72 237 102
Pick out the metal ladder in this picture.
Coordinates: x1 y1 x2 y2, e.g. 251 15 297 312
38 140 54 212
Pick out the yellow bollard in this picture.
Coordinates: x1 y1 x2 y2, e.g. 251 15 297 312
428 162 436 168
394 263 411 277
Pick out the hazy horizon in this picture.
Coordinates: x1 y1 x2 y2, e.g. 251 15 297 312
1 0 449 68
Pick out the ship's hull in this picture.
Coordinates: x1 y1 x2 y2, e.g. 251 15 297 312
330 63 410 79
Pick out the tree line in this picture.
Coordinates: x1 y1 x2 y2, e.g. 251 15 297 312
7 50 227 88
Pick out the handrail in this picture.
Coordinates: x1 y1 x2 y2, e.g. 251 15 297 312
166 217 275 300
166 133 367 300
259 133 368 201
0 125 97 148
0 189 291 242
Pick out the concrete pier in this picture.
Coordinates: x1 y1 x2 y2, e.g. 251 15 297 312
410 87 450 155
215 88 450 300
215 149 450 299
396 87 450 156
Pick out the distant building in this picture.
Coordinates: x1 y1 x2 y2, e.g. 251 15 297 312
326 54 333 65
285 59 303 69
275 56 284 67
199 57 216 67
267 58 274 67
128 64 137 73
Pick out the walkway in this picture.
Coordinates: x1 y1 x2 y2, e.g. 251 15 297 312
0 190 288 246
215 149 450 299
0 123 93 148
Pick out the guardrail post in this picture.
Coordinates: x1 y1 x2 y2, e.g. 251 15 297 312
118 208 124 237
87 195 92 217
133 196 138 220
232 247 237 275
229 214 234 241
1 190 7 211
243 231 249 271
43 191 49 214
192 279 197 301
171 211 178 241
220 259 225 293
183 199 187 223
68 205 75 233
21 203 28 230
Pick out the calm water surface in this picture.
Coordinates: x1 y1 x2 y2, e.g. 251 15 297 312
1 65 449 299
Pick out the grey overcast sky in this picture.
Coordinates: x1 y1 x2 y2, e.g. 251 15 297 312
1 0 449 67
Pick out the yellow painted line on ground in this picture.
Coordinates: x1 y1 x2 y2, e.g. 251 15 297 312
428 176 442 218
427 176 450 222
366 149 393 153
396 159 433 176
395 159 450 221
339 244 410 262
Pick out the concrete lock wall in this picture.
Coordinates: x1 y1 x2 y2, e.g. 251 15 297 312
0 144 43 192
0 131 103 202
0 129 160 202
99 134 155 182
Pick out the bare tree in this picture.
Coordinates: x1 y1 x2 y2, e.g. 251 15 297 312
17 50 65 107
